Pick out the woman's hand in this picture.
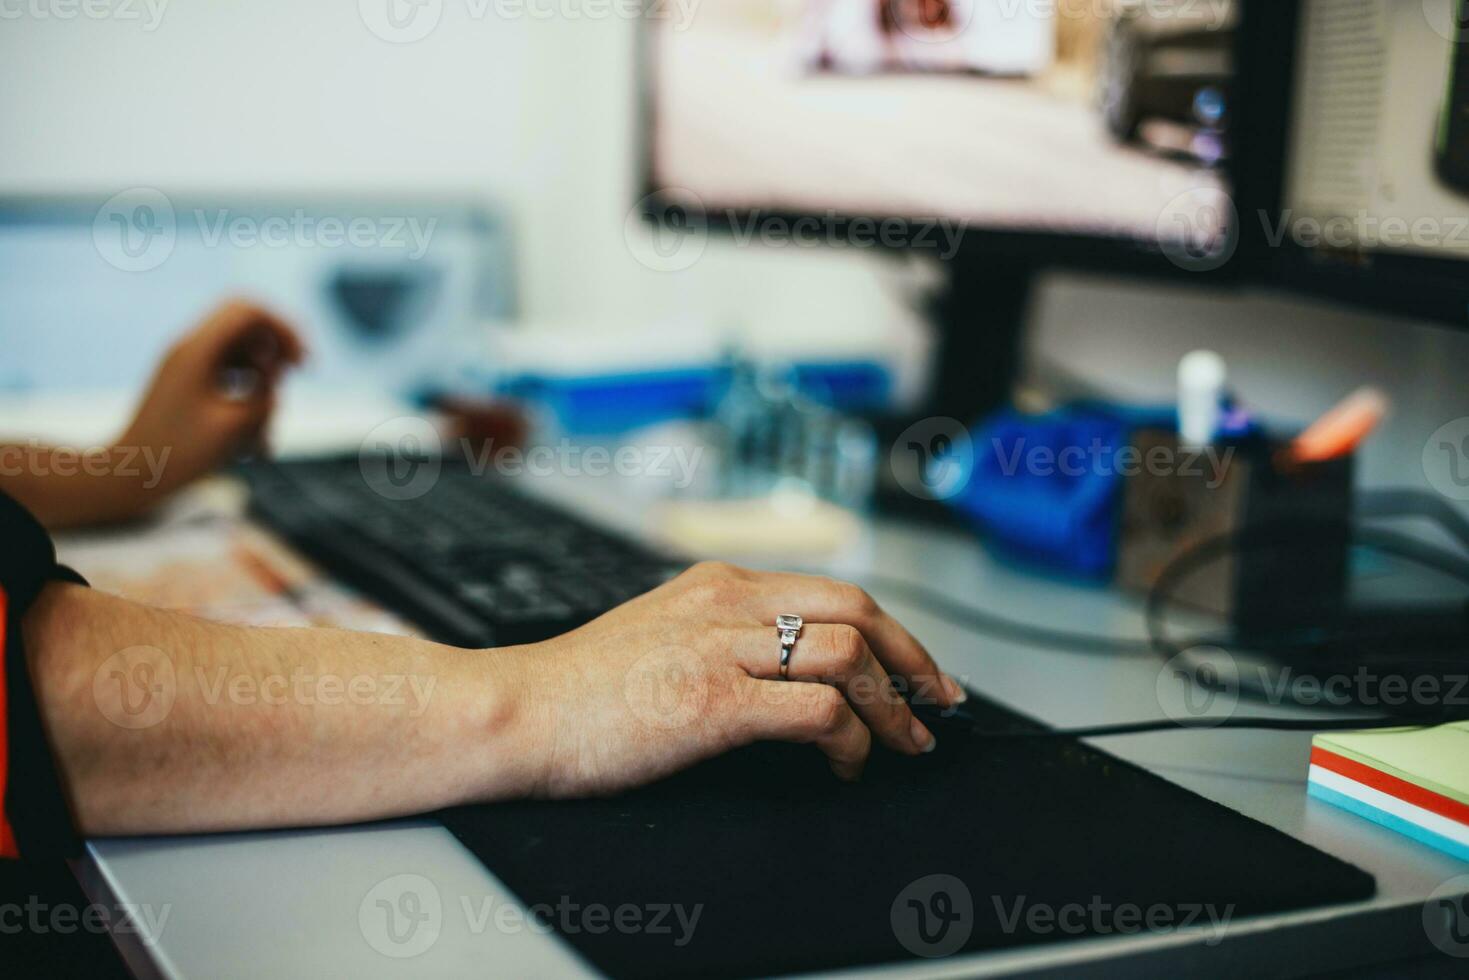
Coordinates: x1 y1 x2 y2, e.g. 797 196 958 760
118 299 305 498
21 561 961 835
0 300 305 528
502 561 966 797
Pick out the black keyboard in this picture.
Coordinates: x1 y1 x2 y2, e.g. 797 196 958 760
241 456 685 647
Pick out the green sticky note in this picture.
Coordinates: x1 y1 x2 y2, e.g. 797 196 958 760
1315 722 1469 807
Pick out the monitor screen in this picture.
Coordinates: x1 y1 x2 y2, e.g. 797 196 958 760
1277 0 1469 313
645 0 1241 265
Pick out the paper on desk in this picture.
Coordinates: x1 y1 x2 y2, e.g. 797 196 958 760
55 481 418 636
1314 723 1469 806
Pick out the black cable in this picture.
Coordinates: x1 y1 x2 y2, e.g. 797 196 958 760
1146 522 1469 667
1358 486 1469 554
856 513 1469 739
858 573 1160 656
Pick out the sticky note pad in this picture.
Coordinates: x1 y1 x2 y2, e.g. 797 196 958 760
1309 723 1469 862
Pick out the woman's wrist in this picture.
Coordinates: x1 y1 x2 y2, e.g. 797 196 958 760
440 642 559 805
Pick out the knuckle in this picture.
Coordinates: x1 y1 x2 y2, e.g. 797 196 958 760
689 560 739 580
827 624 866 669
678 562 726 593
831 579 876 617
809 686 848 735
679 561 748 602
685 576 741 609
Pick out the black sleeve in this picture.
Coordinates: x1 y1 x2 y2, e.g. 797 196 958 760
1 489 88 862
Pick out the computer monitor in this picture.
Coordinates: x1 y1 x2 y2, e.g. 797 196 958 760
1273 0 1469 327
641 0 1261 275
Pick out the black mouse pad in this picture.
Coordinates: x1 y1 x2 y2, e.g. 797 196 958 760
438 693 1374 978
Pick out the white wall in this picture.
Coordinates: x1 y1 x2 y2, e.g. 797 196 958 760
0 1 920 357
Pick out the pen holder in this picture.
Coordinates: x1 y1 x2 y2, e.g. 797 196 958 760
1115 430 1354 633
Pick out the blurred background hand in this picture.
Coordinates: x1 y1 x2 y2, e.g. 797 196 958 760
117 299 306 496
0 300 304 528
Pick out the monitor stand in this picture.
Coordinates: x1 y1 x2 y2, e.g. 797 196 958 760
873 248 1034 520
925 249 1033 423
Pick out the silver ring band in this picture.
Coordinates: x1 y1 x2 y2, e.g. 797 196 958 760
776 614 803 680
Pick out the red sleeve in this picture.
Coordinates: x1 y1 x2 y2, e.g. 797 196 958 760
0 489 88 863
0 585 17 860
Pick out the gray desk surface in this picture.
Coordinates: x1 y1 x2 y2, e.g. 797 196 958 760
75 476 1469 979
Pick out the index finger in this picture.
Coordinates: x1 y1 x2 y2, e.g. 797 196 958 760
198 300 307 366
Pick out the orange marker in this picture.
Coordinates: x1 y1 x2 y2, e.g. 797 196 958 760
1290 386 1389 462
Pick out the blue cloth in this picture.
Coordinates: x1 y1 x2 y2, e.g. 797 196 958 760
950 406 1164 578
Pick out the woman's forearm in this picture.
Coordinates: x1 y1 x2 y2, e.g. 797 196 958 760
22 583 538 836
18 562 962 836
0 443 171 529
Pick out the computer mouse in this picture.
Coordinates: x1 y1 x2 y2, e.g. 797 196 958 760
909 700 981 737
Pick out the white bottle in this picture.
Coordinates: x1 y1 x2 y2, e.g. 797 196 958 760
1178 350 1226 448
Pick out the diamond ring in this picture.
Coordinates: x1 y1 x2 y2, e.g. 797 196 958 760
776 614 803 680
